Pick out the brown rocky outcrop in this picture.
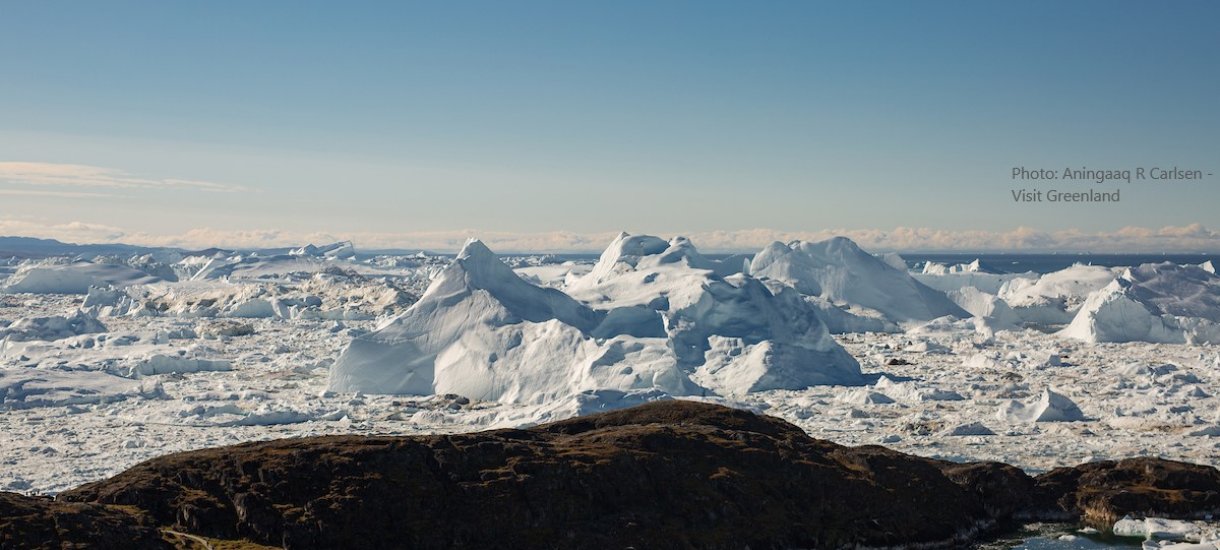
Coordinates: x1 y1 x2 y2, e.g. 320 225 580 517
0 491 166 549
0 401 1209 549
1032 457 1220 525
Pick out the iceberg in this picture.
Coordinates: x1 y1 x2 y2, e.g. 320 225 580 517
997 388 1086 422
2 261 162 294
290 241 356 260
330 235 862 403
915 259 1036 295
750 237 968 323
997 263 1119 326
1061 263 1220 344
947 287 1022 330
570 233 863 395
329 239 614 400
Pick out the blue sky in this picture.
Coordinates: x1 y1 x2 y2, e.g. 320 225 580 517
1 1 1217 251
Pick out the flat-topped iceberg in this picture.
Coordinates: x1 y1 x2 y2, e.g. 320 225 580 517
2 261 162 294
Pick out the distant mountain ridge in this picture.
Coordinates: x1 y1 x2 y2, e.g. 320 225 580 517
0 235 442 259
0 236 167 258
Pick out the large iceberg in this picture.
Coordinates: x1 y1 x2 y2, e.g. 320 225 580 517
749 237 968 323
2 261 162 294
1060 262 1220 344
329 239 616 400
569 233 862 394
997 264 1119 326
329 235 862 402
914 259 1036 295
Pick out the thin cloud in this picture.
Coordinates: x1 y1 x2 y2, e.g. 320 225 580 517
0 188 116 199
0 220 129 243
0 162 249 193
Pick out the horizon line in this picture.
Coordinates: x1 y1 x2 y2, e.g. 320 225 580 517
1 222 1219 256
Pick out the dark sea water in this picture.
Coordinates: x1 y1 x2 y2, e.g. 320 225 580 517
977 524 1143 549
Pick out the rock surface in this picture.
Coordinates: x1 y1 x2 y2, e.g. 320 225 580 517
1031 457 1220 525
0 401 1212 549
0 491 166 549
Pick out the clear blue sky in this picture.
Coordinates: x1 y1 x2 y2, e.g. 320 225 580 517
1 1 1217 250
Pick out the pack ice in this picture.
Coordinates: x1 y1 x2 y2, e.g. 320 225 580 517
4 233 1220 497
329 235 862 405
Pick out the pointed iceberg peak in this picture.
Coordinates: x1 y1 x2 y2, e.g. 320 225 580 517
457 238 496 261
653 236 713 269
788 237 901 273
451 238 523 287
998 387 1086 423
1040 387 1084 415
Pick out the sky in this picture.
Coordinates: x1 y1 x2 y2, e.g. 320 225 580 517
1 1 1218 252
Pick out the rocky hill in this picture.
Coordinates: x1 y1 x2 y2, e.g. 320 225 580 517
2 401 1217 549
